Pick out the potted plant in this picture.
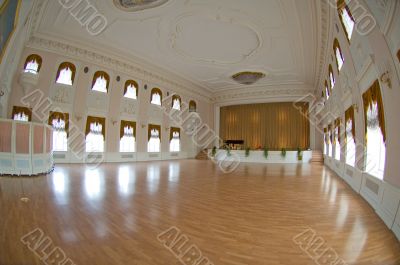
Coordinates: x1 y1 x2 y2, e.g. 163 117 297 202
281 148 286 158
211 146 217 157
264 147 269 159
297 148 303 161
226 146 231 157
245 147 250 157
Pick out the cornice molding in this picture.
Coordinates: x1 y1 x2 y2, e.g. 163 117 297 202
314 0 332 94
26 35 213 103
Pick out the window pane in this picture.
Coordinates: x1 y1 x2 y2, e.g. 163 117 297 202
124 84 137 99
56 68 73 85
170 131 180 152
92 76 108 93
13 113 29 121
86 122 104 152
345 120 355 166
25 60 39 74
172 99 181 110
151 93 161 105
148 129 160 152
342 8 354 40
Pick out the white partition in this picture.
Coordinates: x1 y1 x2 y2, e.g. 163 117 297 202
0 119 53 176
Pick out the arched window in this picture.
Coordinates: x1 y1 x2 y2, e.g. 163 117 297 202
328 124 333 157
170 127 180 152
325 80 330 100
12 106 32 122
56 62 76 85
345 106 355 166
362 80 386 178
120 120 136 152
124 80 138 99
24 54 42 74
150 88 162 106
333 39 344 71
337 0 355 41
189 100 197 112
92 71 110 93
148 124 161 152
85 116 106 152
329 65 335 90
49 112 69 152
172 95 181 110
323 128 328 155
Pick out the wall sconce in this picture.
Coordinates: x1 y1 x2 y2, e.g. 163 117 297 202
352 103 359 113
380 71 392 89
111 119 118 126
75 114 82 121
141 123 146 128
165 127 170 131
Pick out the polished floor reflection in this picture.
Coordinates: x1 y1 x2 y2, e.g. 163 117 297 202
1 160 399 264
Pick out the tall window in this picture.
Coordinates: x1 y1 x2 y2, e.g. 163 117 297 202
170 127 180 152
328 125 333 157
12 106 32 122
334 39 344 71
24 54 42 74
124 80 138 99
323 128 328 155
92 71 110 93
49 112 68 152
334 119 341 161
56 62 76 85
362 80 386 178
172 95 181 110
85 116 105 152
148 124 161 152
150 88 162 106
345 106 356 166
338 0 355 41
325 80 330 100
120 121 136 152
329 65 335 90
189 100 197 112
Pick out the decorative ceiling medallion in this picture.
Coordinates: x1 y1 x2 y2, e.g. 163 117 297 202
113 0 169 12
232 71 265 85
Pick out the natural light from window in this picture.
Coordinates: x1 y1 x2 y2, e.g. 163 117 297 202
13 112 29 122
330 71 335 89
365 103 385 178
148 129 161 152
151 92 161 106
52 119 68 152
335 127 341 161
120 126 135 152
56 67 73 85
345 119 355 167
341 8 354 40
170 131 180 152
92 76 108 93
124 84 137 99
335 48 344 71
86 122 104 152
24 60 39 74
172 98 181 110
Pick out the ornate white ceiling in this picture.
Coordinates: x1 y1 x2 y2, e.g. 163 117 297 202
32 0 327 97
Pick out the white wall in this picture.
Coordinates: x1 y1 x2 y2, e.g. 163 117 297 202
320 0 400 241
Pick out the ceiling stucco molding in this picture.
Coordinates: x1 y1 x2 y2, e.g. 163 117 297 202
26 35 214 103
314 0 332 94
213 85 314 104
160 8 263 65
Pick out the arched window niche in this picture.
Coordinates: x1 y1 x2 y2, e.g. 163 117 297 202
333 39 345 72
56 62 76 86
92 71 110 93
337 0 355 41
124 80 138 99
172 95 181 110
24 54 42 74
189 100 197 112
150 88 162 106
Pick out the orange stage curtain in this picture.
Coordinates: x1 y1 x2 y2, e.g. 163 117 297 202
220 102 310 149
